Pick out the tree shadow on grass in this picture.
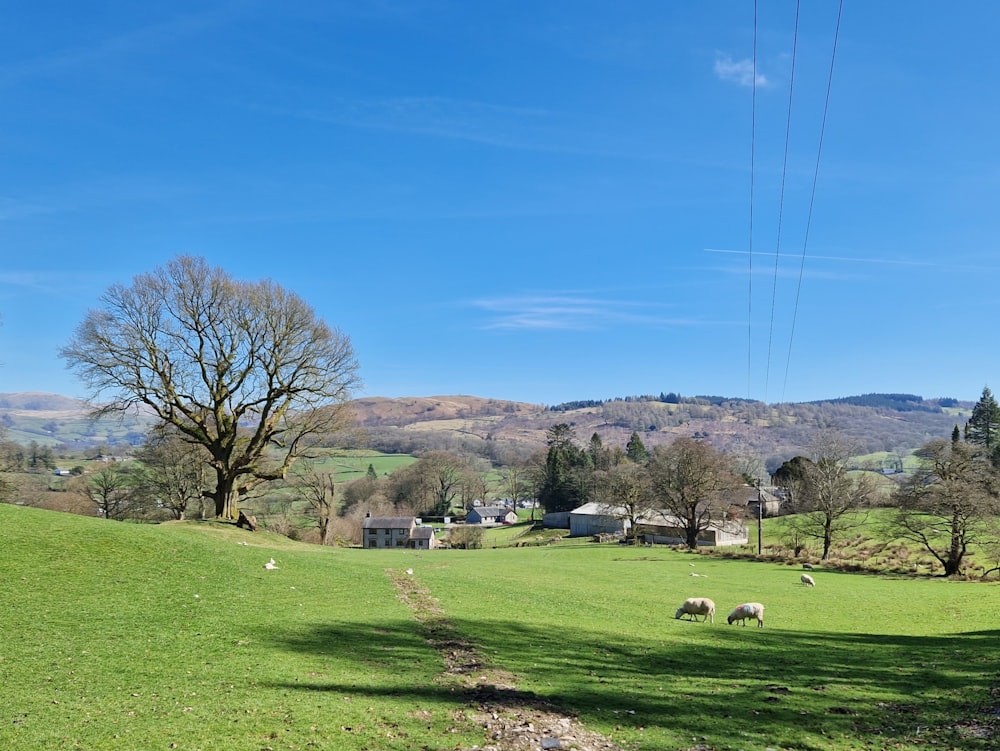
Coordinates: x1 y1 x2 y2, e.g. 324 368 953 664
264 617 1000 750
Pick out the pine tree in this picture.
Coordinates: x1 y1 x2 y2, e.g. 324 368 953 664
966 386 1000 450
625 431 647 463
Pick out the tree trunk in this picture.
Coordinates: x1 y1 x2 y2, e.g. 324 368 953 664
212 473 239 520
821 516 833 560
943 557 962 577
686 522 699 549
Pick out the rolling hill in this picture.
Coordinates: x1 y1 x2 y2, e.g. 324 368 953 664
0 391 972 470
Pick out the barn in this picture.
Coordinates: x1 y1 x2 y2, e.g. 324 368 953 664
637 510 748 547
567 502 631 538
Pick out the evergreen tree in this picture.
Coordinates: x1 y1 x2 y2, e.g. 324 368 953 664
536 424 588 513
588 432 610 471
625 431 648 463
366 463 378 480
966 386 1000 461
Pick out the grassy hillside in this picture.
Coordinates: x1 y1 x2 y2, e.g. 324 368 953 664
2 505 998 750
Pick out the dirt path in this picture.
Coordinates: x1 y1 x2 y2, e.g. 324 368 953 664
388 567 628 751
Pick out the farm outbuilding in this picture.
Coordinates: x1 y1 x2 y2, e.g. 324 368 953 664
567 502 631 538
559 503 748 547
637 510 748 547
734 484 782 518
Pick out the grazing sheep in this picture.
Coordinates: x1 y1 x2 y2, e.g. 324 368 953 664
802 562 814 570
801 573 816 587
675 597 716 624
727 602 765 627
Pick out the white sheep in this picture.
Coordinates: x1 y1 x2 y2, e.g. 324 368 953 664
800 573 816 587
727 602 765 627
674 597 715 624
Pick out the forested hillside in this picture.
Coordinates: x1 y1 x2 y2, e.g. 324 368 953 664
0 391 971 472
348 392 968 472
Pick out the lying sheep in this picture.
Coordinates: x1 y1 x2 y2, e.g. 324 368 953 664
801 573 816 587
675 597 715 624
727 602 765 627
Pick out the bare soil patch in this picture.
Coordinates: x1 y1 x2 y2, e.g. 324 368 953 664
388 568 629 751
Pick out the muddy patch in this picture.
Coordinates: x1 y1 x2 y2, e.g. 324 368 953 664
388 568 629 751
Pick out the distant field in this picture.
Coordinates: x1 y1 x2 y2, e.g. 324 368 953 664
300 450 418 481
2 504 997 751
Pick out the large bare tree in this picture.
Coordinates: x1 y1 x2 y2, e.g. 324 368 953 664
782 434 878 560
891 438 1000 576
61 256 360 520
646 437 741 549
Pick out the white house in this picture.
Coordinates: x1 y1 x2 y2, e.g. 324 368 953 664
465 506 517 525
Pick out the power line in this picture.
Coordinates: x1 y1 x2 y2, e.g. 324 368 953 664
764 0 801 401
746 0 759 410
781 0 844 401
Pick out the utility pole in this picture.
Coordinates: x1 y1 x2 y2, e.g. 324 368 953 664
756 480 763 555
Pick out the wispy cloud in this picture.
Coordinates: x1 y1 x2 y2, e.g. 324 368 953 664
258 95 694 162
0 196 57 221
471 294 712 331
714 53 769 88
0 5 240 86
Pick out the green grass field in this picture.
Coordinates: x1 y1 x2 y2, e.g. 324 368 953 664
2 504 998 750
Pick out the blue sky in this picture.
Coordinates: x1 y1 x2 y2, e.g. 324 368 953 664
1 1 999 406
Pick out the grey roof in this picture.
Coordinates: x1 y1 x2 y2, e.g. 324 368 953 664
410 526 436 540
570 502 628 517
362 516 416 530
470 506 511 517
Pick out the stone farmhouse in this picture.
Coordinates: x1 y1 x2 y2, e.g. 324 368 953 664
362 514 438 549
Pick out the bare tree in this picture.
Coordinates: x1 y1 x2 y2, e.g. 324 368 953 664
386 451 470 517
891 438 1000 576
85 463 136 520
341 473 386 516
457 457 490 511
499 452 534 519
0 428 22 503
784 434 878 560
646 437 741 549
60 256 360 520
448 525 484 549
294 463 338 545
133 424 207 520
593 461 654 544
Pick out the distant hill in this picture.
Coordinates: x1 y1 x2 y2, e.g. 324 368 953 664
0 392 90 412
0 393 152 449
348 392 972 472
0 391 973 472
